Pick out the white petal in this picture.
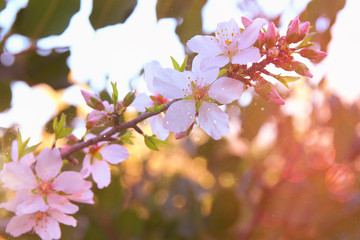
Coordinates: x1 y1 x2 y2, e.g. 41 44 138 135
47 194 79 214
100 144 129 164
149 114 169 140
34 215 61 240
192 55 219 85
153 68 188 99
6 214 34 237
20 152 36 167
0 189 30 212
208 77 244 104
35 148 62 181
11 140 18 161
53 171 85 194
187 35 223 56
92 159 111 189
232 47 261 65
48 208 77 227
198 102 230 140
144 60 162 93
201 55 229 70
238 18 267 50
131 93 152 112
0 162 37 190
16 194 48 215
163 100 196 133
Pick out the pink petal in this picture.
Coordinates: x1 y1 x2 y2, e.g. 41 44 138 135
232 47 261 65
34 214 61 240
48 194 79 214
48 208 77 227
187 35 223 56
100 144 129 164
0 189 29 212
163 100 196 133
149 114 169 140
10 140 18 161
20 152 36 167
198 102 230 140
6 214 34 237
153 68 188 99
80 154 92 178
192 54 228 72
16 194 48 215
208 77 244 104
35 148 62 181
0 162 37 190
238 18 267 50
191 55 219 85
92 159 111 189
131 93 153 112
53 171 86 194
67 183 94 204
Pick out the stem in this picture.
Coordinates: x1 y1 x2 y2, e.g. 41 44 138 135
242 57 272 76
60 98 180 160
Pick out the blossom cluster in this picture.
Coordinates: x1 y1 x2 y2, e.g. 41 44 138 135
0 16 326 239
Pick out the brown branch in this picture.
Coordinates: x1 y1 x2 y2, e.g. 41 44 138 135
60 98 180 160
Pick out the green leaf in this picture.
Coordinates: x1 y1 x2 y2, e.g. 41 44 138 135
53 113 73 140
218 68 227 78
150 136 168 146
179 55 188 72
144 135 158 151
111 82 118 107
145 104 164 113
23 142 41 156
90 0 137 29
11 0 80 39
170 56 180 71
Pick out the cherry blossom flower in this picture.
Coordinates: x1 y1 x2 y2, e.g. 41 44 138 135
132 61 170 140
6 208 76 240
10 140 36 166
153 56 244 140
0 148 92 215
81 134 130 189
187 18 267 67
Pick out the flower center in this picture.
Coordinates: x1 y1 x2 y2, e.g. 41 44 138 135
89 144 101 155
182 77 209 102
37 180 53 196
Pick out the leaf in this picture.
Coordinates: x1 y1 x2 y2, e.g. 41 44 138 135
23 142 41 156
150 136 168 146
218 68 227 78
144 135 158 151
46 106 76 134
90 0 137 29
11 0 80 39
111 82 118 106
53 113 73 140
179 55 188 72
0 82 12 112
170 56 180 71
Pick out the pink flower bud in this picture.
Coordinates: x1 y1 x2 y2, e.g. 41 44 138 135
254 80 285 105
86 110 108 130
267 47 279 58
299 21 310 41
286 17 300 43
266 22 277 48
81 90 105 110
241 16 253 28
299 47 327 60
256 32 266 48
291 61 313 78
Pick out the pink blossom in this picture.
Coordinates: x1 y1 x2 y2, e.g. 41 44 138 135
10 140 35 166
254 80 285 105
187 18 266 67
81 135 129 189
6 208 76 240
153 56 244 140
0 148 93 215
81 89 105 110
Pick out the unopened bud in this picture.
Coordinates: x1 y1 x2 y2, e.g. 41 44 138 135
256 32 266 48
267 47 279 58
299 47 327 60
299 21 310 41
86 110 108 130
291 61 313 78
122 90 136 107
81 90 105 110
266 22 277 48
286 16 300 43
254 80 285 105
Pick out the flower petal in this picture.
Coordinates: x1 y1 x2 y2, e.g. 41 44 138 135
187 35 223 56
232 47 261 65
192 55 219 85
144 60 162 93
67 183 94 204
131 93 152 112
208 77 244 104
238 18 267 50
34 214 61 240
198 102 230 140
16 194 48 215
149 114 169 140
100 144 129 164
0 162 37 190
163 100 196 133
92 159 111 189
153 68 188 99
80 154 92 178
48 208 77 227
35 148 62 181
53 171 86 194
48 194 79 214
0 189 30 212
6 214 34 237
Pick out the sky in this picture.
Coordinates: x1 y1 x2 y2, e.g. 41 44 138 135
0 0 359 144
